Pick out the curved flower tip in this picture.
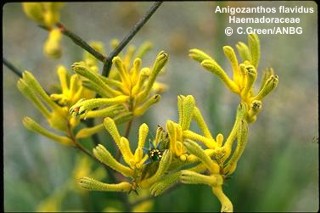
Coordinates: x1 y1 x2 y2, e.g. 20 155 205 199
103 117 121 144
133 94 161 116
189 48 213 62
178 95 195 130
248 33 260 69
153 51 169 73
254 74 279 101
200 59 240 94
69 98 86 116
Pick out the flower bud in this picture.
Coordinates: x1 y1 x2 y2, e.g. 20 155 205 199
103 117 121 145
78 177 131 192
248 33 260 68
23 117 74 146
254 74 279 101
179 95 195 130
93 144 133 177
44 28 62 58
22 3 44 24
236 42 251 62
223 46 240 83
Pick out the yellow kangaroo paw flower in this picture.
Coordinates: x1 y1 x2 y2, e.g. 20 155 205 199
93 144 133 177
78 177 131 192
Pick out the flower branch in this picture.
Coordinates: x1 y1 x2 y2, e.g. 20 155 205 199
56 22 106 62
102 1 163 77
3 57 23 78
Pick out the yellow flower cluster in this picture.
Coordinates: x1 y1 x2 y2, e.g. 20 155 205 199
78 34 279 212
189 34 279 123
18 41 108 146
79 95 237 211
17 40 168 149
22 2 64 58
17 69 77 146
18 6 279 210
70 44 168 139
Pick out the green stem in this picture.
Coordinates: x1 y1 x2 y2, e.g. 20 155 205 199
66 123 117 183
76 142 131 211
102 1 163 77
3 57 51 95
3 57 23 78
56 22 106 62
115 119 134 162
124 119 134 139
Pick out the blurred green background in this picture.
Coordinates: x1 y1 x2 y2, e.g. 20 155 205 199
3 2 318 212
